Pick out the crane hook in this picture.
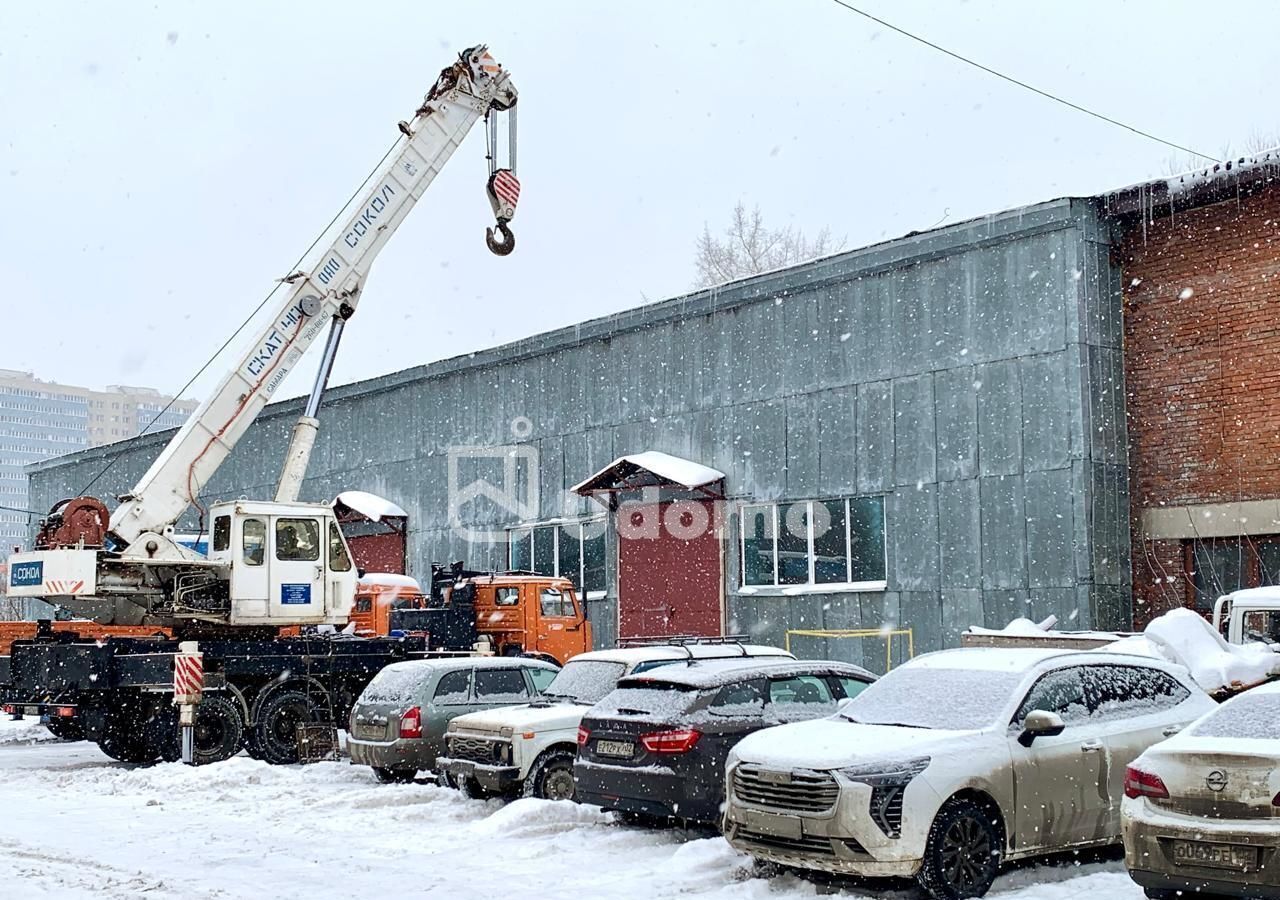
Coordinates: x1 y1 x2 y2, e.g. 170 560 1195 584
486 220 515 256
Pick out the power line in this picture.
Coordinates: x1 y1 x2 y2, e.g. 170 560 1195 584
75 136 402 500
0 503 38 517
826 0 1220 163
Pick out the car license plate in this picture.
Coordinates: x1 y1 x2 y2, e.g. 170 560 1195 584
23 706 39 716
595 740 634 758
743 809 803 839
1171 840 1256 870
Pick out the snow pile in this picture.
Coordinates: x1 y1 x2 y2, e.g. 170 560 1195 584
1106 608 1280 693
968 616 1060 637
0 737 1149 898
0 716 57 746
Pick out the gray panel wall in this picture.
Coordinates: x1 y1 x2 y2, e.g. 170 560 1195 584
26 199 1130 661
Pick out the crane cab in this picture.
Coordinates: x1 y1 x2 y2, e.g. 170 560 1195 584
206 500 358 626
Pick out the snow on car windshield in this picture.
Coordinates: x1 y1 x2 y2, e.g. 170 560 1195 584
1192 691 1280 740
842 667 1021 730
543 660 627 704
591 685 698 721
360 665 422 703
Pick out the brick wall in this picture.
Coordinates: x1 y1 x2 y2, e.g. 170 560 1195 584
1121 184 1280 618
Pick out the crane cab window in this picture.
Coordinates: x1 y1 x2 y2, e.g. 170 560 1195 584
328 522 352 572
242 518 266 567
212 516 231 552
495 587 520 607
276 518 319 561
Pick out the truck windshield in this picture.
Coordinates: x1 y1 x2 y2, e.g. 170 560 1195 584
541 660 626 705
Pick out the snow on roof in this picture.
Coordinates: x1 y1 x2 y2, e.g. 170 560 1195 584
357 573 422 590
1224 586 1280 606
1102 608 1280 694
621 656 873 688
334 490 407 521
571 451 725 494
1101 148 1280 218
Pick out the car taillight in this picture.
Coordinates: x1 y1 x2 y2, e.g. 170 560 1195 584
55 706 75 717
576 725 590 747
1 704 13 715
399 706 422 739
1124 764 1169 799
640 728 701 754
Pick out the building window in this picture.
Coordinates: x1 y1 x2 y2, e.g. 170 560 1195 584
508 519 606 599
741 496 886 590
1185 536 1280 612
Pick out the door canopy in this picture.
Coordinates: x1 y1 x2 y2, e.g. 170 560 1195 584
571 451 725 502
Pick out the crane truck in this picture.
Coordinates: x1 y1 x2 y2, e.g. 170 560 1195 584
0 46 521 766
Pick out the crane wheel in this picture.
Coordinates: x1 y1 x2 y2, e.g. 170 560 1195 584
251 686 325 765
98 702 160 764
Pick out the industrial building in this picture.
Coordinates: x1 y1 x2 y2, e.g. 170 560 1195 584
24 194 1132 666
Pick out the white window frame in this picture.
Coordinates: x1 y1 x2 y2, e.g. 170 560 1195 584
738 496 887 595
507 516 607 600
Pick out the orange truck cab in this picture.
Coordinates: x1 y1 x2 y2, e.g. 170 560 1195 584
348 574 427 637
467 573 592 665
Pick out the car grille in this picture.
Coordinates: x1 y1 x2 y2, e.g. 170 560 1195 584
448 736 505 764
732 766 839 814
733 828 837 857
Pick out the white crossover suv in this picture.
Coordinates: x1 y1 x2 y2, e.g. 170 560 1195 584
723 647 1215 899
437 642 791 801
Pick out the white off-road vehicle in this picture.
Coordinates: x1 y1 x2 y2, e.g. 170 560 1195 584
437 642 791 800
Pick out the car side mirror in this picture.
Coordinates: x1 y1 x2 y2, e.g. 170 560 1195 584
1018 710 1066 747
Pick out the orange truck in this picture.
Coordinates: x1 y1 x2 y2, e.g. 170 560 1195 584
380 564 593 665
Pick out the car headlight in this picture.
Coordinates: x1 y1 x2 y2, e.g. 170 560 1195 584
500 725 514 738
838 757 930 839
837 756 930 786
447 721 459 733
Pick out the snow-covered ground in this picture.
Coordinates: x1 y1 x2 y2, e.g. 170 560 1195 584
0 717 1143 899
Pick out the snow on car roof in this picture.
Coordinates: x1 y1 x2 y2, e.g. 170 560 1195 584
907 646 1178 674
357 573 422 590
378 655 559 674
620 657 875 688
572 644 792 665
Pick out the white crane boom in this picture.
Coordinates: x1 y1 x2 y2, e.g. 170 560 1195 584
109 47 517 546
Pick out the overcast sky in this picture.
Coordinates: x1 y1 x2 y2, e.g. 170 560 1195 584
3 0 1277 404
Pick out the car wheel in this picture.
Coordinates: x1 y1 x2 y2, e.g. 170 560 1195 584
917 797 1002 899
522 749 576 801
372 767 417 784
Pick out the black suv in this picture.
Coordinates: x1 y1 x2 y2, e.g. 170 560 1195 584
574 658 875 826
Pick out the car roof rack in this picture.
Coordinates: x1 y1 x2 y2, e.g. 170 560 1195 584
615 634 753 658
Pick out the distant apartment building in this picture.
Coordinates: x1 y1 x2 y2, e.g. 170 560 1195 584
0 369 196 563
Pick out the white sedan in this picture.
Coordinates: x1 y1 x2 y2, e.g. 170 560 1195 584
1122 680 1280 899
723 647 1216 899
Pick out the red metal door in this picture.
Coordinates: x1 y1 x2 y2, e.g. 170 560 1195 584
617 499 722 640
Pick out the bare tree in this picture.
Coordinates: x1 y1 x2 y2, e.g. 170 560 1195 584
694 202 845 288
1161 130 1280 176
